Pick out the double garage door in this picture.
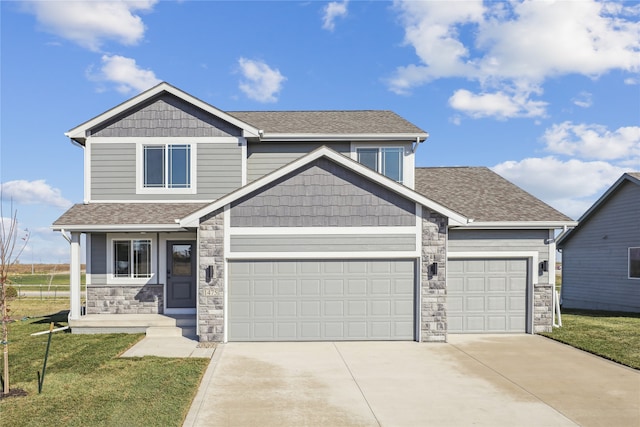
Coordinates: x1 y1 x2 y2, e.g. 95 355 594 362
448 258 528 333
228 259 415 341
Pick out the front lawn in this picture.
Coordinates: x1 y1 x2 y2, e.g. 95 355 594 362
0 308 209 426
541 309 640 370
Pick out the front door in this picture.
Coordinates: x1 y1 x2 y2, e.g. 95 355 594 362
167 241 197 308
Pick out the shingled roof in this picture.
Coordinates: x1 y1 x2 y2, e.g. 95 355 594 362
414 167 573 223
229 110 426 135
52 203 208 229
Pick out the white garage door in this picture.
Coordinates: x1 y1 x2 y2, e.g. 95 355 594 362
448 258 528 333
228 259 415 341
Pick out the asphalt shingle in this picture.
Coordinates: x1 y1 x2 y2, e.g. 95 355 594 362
414 167 573 222
53 203 208 226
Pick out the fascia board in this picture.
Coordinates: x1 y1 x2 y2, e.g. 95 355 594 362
260 133 428 142
453 221 578 229
66 82 260 141
180 146 469 227
51 224 185 232
574 173 637 223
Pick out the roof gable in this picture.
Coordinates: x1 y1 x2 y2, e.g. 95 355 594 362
180 146 468 227
558 172 640 246
66 82 260 144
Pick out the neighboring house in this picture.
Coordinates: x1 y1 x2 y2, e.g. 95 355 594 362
558 172 640 313
52 82 575 342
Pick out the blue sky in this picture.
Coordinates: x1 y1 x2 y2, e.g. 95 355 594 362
1 0 639 263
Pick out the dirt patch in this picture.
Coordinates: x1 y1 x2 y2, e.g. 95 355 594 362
0 388 28 400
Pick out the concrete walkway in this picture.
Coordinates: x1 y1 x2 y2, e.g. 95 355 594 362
183 335 640 427
120 336 215 358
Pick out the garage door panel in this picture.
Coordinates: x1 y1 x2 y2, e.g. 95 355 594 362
229 259 415 341
449 258 527 333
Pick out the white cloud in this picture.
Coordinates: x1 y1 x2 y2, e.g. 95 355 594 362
492 156 627 219
390 0 640 118
88 55 161 94
23 0 157 51
448 89 547 119
322 1 349 32
1 180 72 210
543 122 640 161
238 58 286 103
572 92 593 108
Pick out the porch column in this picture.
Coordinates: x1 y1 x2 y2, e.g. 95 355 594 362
69 232 82 320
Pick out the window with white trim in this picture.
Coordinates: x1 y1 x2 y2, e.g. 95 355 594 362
143 144 191 189
629 247 640 279
114 239 152 278
356 147 404 183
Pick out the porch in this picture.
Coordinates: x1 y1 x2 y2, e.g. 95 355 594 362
69 313 197 338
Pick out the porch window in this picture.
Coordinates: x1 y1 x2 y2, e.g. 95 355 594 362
356 147 403 183
114 239 152 278
143 144 191 189
629 247 640 279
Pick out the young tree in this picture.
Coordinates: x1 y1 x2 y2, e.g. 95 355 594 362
1 200 30 396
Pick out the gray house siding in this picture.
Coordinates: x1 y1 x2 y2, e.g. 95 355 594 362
561 181 640 312
247 142 350 182
90 94 242 138
89 233 107 285
231 158 416 227
90 142 242 201
230 234 416 252
448 229 551 283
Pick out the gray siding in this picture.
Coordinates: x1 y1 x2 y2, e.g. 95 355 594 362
91 94 242 138
90 233 107 285
561 181 640 312
247 142 350 182
231 158 416 227
90 142 242 201
448 229 551 283
230 234 416 252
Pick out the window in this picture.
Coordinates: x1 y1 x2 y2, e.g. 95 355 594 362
114 239 151 278
143 144 191 189
629 247 640 279
356 147 403 182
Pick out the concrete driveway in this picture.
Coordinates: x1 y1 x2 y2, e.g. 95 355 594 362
184 335 639 427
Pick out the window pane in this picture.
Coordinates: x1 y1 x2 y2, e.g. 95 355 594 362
381 147 403 182
357 148 379 172
114 241 130 277
144 146 165 187
630 248 640 278
172 244 192 276
168 145 190 188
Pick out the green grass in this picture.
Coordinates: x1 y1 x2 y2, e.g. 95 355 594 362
0 309 209 426
542 309 640 370
8 273 86 287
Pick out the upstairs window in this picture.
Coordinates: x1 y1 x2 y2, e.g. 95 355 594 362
114 239 152 278
356 147 403 183
630 247 640 279
143 144 191 189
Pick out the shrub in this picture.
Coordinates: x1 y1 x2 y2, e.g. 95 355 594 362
5 285 18 299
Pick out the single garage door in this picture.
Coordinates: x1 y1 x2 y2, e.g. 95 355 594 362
448 258 528 333
228 259 415 341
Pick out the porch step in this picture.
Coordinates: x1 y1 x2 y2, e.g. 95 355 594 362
146 326 183 337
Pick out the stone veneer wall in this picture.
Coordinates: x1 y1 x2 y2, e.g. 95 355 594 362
198 209 225 342
420 209 448 342
533 283 553 333
86 284 163 314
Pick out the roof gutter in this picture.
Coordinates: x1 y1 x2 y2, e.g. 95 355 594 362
452 221 578 230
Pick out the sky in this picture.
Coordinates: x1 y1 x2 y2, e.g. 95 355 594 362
1 0 639 264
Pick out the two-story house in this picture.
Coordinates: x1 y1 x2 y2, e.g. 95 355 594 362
53 82 575 342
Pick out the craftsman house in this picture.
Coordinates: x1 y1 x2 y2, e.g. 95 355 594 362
52 82 575 342
558 172 640 313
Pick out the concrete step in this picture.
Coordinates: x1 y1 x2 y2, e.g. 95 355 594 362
146 326 183 337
